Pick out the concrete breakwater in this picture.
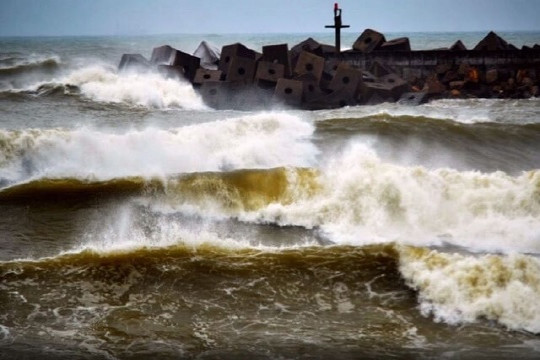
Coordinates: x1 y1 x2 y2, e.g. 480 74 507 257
118 29 540 110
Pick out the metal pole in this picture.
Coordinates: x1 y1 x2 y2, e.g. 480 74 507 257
325 3 350 55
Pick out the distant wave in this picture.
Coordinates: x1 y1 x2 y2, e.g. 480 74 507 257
0 55 60 76
317 113 540 141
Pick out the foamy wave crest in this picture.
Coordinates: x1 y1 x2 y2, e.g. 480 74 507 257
315 98 540 124
236 143 540 252
399 247 540 333
0 113 316 184
0 54 60 71
61 65 205 109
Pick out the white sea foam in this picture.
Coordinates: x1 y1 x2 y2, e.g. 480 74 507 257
233 143 540 253
399 246 540 333
0 112 317 184
64 65 206 109
0 324 12 344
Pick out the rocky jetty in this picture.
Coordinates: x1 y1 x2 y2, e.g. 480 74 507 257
118 30 540 110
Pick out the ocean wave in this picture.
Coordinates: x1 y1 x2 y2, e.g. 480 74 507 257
61 65 206 109
243 144 540 253
2 240 539 335
3 141 537 254
399 246 540 333
112 144 540 254
316 114 540 173
1 62 206 110
0 113 317 185
314 97 540 125
0 55 61 76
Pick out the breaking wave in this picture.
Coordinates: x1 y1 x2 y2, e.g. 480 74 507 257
60 65 206 109
1 60 206 109
0 55 60 76
399 246 540 333
0 112 317 185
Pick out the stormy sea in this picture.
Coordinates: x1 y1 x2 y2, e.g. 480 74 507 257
1 32 539 359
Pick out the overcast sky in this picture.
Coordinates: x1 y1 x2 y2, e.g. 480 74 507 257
1 0 540 37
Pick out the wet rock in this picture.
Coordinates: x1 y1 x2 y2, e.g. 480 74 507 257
425 76 447 95
379 73 409 99
485 69 498 84
398 91 428 105
442 70 461 84
369 61 396 78
435 63 452 75
362 70 378 83
449 81 465 90
309 87 358 109
458 63 471 76
352 28 386 53
359 81 398 103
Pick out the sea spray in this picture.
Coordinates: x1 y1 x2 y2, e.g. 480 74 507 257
0 113 317 185
63 65 207 109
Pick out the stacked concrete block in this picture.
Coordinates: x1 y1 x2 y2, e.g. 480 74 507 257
398 92 428 105
473 31 512 51
170 50 201 82
193 41 220 70
150 45 176 64
255 61 286 89
193 69 223 86
450 40 467 51
352 29 386 53
225 56 257 83
274 79 303 106
118 29 540 110
199 81 231 109
219 43 257 77
293 51 325 85
262 44 292 78
118 54 150 72
379 37 411 52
